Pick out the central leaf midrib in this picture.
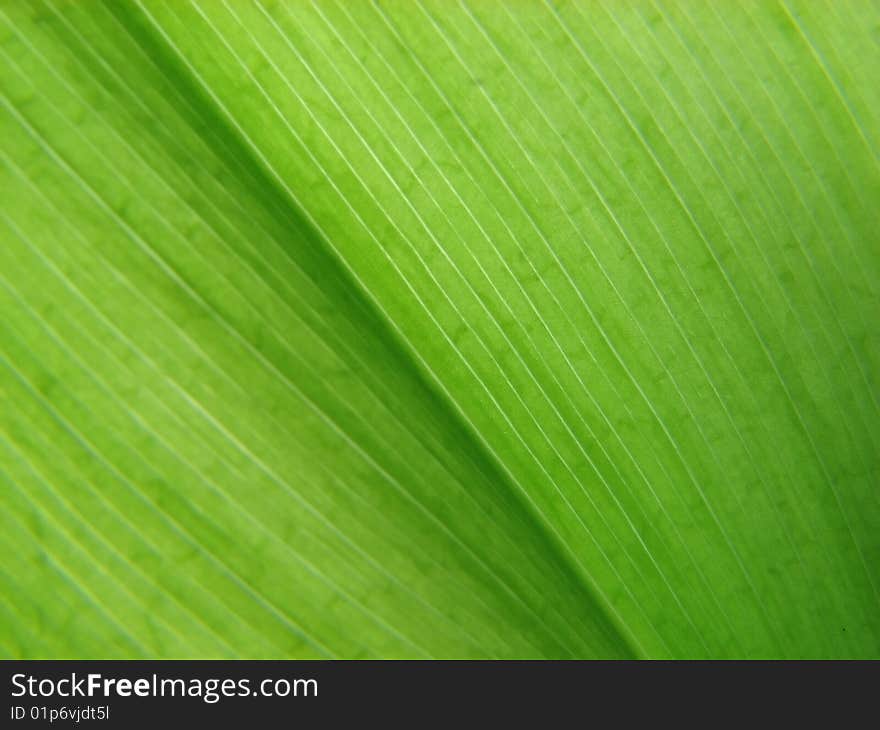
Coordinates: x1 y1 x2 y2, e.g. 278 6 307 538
73 1 643 657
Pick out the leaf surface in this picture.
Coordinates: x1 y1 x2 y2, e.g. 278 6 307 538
1 0 878 658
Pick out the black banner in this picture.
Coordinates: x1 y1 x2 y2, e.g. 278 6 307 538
1 660 875 726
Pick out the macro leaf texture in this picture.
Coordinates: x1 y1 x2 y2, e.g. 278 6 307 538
1 0 878 659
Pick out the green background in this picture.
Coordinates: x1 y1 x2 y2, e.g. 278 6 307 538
1 0 878 658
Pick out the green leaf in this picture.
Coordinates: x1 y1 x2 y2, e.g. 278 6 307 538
1 0 878 658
